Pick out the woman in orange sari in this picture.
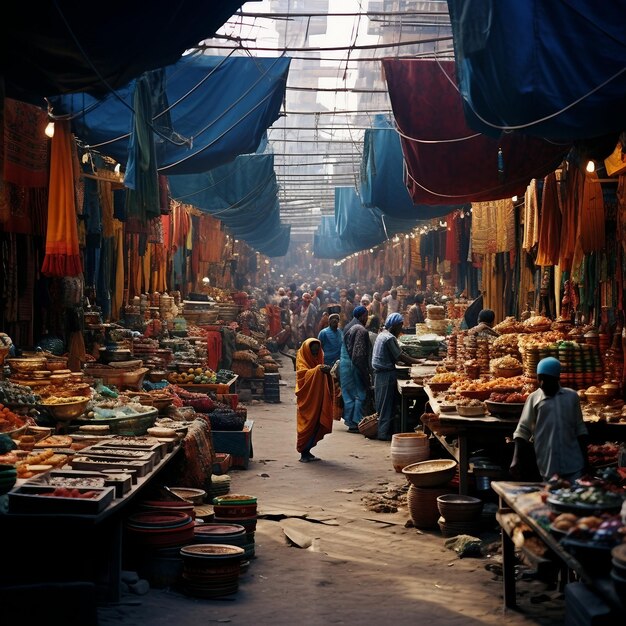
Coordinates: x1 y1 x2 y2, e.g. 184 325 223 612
295 338 335 462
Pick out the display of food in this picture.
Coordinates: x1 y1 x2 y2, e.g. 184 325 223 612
455 397 486 408
493 317 526 334
429 372 464 384
0 403 26 433
490 355 523 374
0 381 40 406
41 395 91 405
488 391 529 403
587 443 621 467
522 315 552 331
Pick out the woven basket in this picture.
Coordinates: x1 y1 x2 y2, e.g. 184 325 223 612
358 413 378 439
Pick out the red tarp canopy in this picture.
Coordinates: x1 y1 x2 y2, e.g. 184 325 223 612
382 59 570 205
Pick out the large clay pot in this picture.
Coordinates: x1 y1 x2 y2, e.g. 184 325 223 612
390 432 429 472
407 484 456 529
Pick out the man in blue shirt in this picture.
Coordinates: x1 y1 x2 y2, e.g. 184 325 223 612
317 314 342 366
372 313 422 441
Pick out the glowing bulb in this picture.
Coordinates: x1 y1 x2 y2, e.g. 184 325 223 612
44 122 55 138
369 248 374 253
405 234 409 239
586 160 595 173
202 277 210 285
511 195 518 202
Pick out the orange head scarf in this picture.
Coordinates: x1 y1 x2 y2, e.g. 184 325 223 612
294 338 333 453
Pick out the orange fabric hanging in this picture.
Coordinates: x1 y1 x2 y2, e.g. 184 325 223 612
41 120 83 277
559 165 582 270
535 172 562 266
579 171 605 253
295 338 334 453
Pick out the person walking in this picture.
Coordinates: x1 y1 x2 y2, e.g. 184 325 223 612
407 294 425 327
510 357 589 482
372 313 422 441
370 292 383 319
317 314 342 366
295 338 335 463
339 306 369 432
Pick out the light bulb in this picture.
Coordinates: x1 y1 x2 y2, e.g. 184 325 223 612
511 195 518 202
44 122 55 138
369 248 374 253
586 160 595 173
202 277 210 285
405 234 409 239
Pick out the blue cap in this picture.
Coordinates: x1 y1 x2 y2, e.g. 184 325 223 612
385 312 404 329
353 305 368 318
536 357 561 378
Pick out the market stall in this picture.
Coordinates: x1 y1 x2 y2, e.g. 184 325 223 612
492 480 625 617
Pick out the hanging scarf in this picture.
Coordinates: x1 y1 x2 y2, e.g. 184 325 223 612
41 120 82 277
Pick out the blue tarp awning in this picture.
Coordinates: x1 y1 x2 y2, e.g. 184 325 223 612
447 0 626 141
360 115 466 219
169 153 290 257
49 55 291 175
313 186 426 259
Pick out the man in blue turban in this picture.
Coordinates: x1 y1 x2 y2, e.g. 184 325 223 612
510 357 589 482
371 312 422 440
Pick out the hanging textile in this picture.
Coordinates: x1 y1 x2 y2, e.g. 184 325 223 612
471 199 515 254
522 179 540 251
535 172 562 266
41 120 83 277
559 164 583 271
124 75 160 224
579 172 606 254
2 99 49 188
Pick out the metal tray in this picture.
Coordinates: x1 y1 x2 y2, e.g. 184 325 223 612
8 484 115 514
546 495 624 515
70 456 149 478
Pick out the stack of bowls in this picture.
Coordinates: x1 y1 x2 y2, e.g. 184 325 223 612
193 523 252 567
208 474 231 500
126 511 195 549
180 544 245 598
611 544 626 601
213 495 257 558
138 498 196 520
436 494 484 537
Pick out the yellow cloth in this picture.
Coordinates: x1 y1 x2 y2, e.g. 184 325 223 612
522 179 540 251
471 199 515 254
295 338 334 453
111 220 124 320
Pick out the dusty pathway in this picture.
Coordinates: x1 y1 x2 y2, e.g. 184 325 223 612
99 356 565 626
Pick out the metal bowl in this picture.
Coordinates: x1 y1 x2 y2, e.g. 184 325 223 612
40 397 91 421
6 357 47 373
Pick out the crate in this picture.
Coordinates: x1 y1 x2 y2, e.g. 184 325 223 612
212 420 254 469
264 373 281 403
212 453 232 475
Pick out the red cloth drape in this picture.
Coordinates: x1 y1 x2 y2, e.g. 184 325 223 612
381 59 568 205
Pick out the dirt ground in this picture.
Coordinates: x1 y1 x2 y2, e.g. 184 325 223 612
98 356 566 626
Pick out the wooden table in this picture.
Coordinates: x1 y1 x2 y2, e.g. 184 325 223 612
0 442 182 603
421 386 518 494
491 481 622 613
395 363 438 433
